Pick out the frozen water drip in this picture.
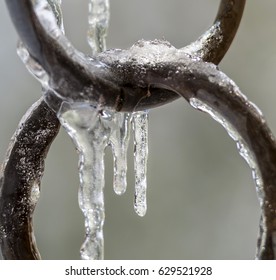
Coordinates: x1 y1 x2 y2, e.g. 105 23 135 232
58 103 149 259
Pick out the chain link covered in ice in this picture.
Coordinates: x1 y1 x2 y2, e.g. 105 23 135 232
7 0 276 261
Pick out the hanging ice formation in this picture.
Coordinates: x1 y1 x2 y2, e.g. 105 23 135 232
17 0 149 260
58 104 148 260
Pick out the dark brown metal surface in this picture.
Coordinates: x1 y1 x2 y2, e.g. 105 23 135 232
0 98 60 259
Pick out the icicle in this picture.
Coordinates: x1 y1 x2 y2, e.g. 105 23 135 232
132 111 149 217
109 113 131 195
58 103 114 260
88 0 151 210
87 0 110 55
87 0 133 197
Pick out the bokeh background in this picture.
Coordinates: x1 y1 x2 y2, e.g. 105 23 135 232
1 0 276 260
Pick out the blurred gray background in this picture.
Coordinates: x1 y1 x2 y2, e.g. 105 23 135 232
1 0 276 260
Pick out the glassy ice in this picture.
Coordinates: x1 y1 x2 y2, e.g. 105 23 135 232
58 103 110 260
189 97 264 205
88 0 110 55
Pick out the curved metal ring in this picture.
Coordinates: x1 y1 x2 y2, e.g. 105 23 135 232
5 0 245 111
0 98 60 259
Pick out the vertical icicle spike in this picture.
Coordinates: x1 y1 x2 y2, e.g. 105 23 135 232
87 0 133 198
88 0 110 55
132 111 149 217
58 103 113 260
109 113 131 195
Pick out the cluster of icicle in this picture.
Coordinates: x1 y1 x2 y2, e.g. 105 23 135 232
18 0 149 260
58 104 148 260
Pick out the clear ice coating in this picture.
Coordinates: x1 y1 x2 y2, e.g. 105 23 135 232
17 40 49 87
109 112 131 195
87 1 150 214
106 110 149 216
17 0 64 85
189 98 264 205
